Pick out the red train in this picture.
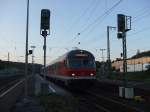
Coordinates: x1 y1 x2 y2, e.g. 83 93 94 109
42 49 96 89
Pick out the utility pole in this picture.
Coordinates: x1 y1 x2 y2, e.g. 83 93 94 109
7 52 10 69
100 49 106 78
100 49 106 62
25 0 29 98
107 26 116 77
8 52 10 62
30 46 35 96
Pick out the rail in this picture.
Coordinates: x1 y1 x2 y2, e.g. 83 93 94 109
0 79 25 112
0 75 35 112
87 90 143 112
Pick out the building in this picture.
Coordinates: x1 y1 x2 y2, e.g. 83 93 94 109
112 56 150 72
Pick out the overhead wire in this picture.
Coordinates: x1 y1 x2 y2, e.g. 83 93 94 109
91 6 150 47
133 7 150 19
128 7 150 39
78 0 123 35
80 0 101 28
82 5 149 45
56 0 102 54
48 1 149 62
62 0 123 47
132 11 150 23
80 1 149 61
129 26 150 37
83 4 150 47
73 0 123 48
66 0 94 34
56 0 98 51
81 32 106 45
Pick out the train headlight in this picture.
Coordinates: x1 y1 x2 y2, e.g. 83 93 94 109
90 73 94 76
72 73 75 76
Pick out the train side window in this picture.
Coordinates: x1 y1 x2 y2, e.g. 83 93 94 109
64 60 66 66
64 59 69 67
56 62 60 69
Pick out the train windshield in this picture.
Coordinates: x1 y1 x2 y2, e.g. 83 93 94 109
68 58 95 68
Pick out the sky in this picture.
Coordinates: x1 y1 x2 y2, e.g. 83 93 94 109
0 0 150 64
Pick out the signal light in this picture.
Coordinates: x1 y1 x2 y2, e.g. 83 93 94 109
117 14 125 33
28 50 32 55
117 32 123 39
41 9 50 30
120 53 123 57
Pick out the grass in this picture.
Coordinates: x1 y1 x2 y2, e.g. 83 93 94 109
37 93 77 112
108 71 150 82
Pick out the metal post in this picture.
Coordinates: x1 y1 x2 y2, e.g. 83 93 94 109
122 32 127 87
100 49 106 78
107 26 111 78
41 31 48 79
100 49 106 62
30 46 35 95
32 52 34 74
107 26 116 76
8 52 10 62
44 37 46 78
117 14 132 99
40 9 50 95
134 59 135 72
7 52 10 69
107 26 110 63
31 46 36 75
25 0 29 98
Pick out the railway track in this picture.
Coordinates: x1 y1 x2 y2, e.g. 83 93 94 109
0 75 23 94
0 79 21 94
45 76 150 112
73 90 144 112
0 75 33 112
95 80 150 103
90 91 143 112
70 80 150 112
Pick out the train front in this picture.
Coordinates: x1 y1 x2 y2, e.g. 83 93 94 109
65 50 96 89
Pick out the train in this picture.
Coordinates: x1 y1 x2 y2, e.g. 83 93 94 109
41 49 96 89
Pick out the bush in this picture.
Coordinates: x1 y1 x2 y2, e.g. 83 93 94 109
37 93 76 112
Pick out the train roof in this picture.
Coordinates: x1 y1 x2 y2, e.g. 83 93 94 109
46 49 95 66
67 49 94 58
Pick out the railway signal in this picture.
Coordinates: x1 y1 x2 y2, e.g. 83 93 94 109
40 9 51 95
41 9 50 30
117 14 132 99
117 14 131 39
28 50 32 55
40 9 50 78
117 14 125 34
